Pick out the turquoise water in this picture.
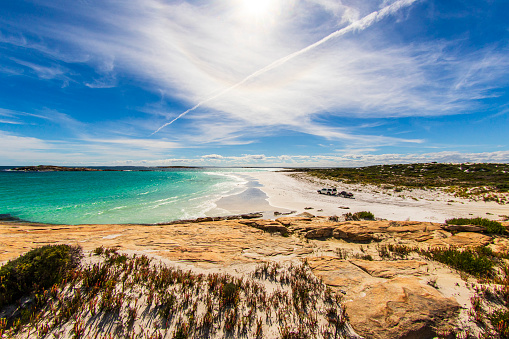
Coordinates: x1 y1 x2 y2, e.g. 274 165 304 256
0 168 260 225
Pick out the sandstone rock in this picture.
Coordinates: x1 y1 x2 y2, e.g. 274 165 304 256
241 213 263 219
296 211 315 218
304 227 335 239
276 216 314 226
333 224 382 242
308 256 460 339
350 259 428 279
195 217 214 223
490 237 509 254
441 224 487 232
442 232 492 248
345 277 460 339
238 220 289 234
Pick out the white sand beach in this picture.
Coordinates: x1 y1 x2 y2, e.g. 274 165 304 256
214 170 508 223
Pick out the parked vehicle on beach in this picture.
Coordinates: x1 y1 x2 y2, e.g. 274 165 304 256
317 188 337 195
339 191 355 198
317 188 354 198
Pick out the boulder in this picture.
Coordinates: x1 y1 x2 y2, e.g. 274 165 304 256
345 277 460 339
308 257 460 339
241 213 263 219
296 211 315 218
276 216 314 226
441 224 487 232
304 227 335 239
238 220 289 234
442 232 492 248
332 224 382 242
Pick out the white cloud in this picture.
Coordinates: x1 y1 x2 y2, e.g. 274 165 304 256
1 0 508 147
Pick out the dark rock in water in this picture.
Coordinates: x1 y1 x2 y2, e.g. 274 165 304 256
296 212 315 218
274 211 296 216
241 213 263 219
0 214 23 222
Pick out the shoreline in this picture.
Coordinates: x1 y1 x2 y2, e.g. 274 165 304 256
1 169 506 226
248 171 508 223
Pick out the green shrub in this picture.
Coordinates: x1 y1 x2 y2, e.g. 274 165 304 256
420 246 494 278
220 282 239 307
354 211 375 220
0 245 82 308
345 211 375 221
446 217 506 234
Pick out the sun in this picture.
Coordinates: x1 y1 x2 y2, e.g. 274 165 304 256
241 0 273 18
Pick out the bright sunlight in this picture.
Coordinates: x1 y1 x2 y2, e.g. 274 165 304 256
241 0 273 16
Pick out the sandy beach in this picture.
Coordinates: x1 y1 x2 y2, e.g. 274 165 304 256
214 170 508 223
2 170 509 338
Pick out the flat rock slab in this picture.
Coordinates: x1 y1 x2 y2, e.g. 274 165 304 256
441 232 492 248
308 256 460 339
350 259 428 279
0 221 312 266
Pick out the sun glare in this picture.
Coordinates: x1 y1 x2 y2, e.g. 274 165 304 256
241 0 273 17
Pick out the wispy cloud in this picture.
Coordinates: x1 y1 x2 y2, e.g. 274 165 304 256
0 0 508 151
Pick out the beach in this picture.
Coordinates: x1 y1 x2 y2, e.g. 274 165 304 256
215 170 508 223
2 169 509 338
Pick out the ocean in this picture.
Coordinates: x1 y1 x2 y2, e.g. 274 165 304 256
0 167 268 225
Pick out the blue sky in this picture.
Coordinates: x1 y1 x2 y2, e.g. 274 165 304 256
0 0 508 166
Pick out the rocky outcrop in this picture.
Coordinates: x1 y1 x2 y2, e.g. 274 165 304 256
441 224 487 232
350 259 428 279
308 257 460 339
238 220 289 234
304 227 335 238
441 232 492 248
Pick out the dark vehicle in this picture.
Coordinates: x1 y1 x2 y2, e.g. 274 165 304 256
339 191 354 198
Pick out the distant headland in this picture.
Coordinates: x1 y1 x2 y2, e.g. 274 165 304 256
8 165 116 172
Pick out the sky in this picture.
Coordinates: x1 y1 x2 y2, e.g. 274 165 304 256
0 0 508 167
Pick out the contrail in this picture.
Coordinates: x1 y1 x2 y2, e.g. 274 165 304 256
151 0 419 135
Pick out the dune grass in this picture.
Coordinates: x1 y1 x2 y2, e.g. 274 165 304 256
0 247 349 338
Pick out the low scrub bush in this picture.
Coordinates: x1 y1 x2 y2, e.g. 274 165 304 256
344 211 375 221
445 217 506 234
420 246 495 278
0 245 82 308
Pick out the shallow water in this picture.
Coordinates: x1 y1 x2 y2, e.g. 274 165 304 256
0 168 269 225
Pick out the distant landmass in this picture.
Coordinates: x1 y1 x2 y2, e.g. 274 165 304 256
9 165 117 172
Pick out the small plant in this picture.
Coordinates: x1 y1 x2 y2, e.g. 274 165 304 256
220 282 240 307
344 211 375 221
335 248 350 260
427 277 439 289
173 321 189 339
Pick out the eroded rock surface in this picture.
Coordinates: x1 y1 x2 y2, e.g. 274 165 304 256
308 256 460 339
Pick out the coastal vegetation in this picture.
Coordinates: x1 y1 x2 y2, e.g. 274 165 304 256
446 217 506 234
0 246 348 338
381 243 509 337
299 163 509 203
